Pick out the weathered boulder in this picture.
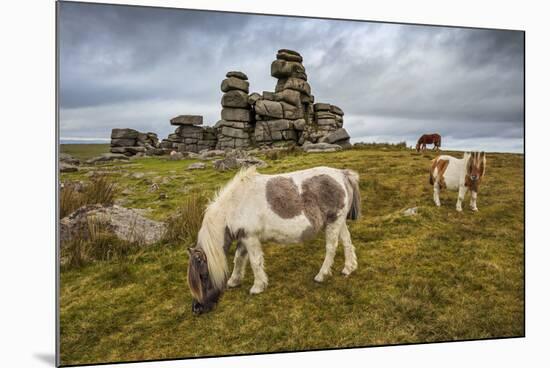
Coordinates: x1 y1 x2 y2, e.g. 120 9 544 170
221 90 249 108
170 115 203 126
254 100 284 119
169 151 184 160
317 118 339 127
275 89 302 107
175 125 204 139
262 91 277 101
111 138 137 147
281 102 304 120
60 204 165 246
271 59 306 79
248 92 262 105
213 150 267 171
221 126 250 139
145 148 165 156
59 153 80 166
221 77 249 93
275 78 311 95
187 162 207 170
302 142 343 153
314 103 331 111
86 153 130 164
123 146 146 154
111 128 139 139
276 50 303 63
198 150 226 159
221 108 251 122
325 128 350 144
60 162 78 173
226 71 248 80
293 119 307 131
330 105 344 116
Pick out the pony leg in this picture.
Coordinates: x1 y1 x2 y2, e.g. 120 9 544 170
339 223 357 276
470 191 479 211
456 186 467 212
433 182 441 207
243 237 268 294
314 223 340 283
227 241 249 288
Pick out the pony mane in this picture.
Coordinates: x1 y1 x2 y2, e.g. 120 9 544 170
198 166 258 291
208 166 258 206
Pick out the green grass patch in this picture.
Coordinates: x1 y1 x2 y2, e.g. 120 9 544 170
59 147 524 365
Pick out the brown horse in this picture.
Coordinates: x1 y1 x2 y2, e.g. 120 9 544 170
416 133 441 152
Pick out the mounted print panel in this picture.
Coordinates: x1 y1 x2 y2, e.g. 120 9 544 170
57 1 525 366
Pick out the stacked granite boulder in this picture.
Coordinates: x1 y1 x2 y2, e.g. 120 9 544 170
252 49 313 147
300 103 351 147
215 71 254 150
159 115 217 153
110 128 161 156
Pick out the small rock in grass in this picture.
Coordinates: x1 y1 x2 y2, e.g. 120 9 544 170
187 162 207 170
403 207 418 216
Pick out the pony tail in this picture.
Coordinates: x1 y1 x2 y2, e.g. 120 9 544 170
344 170 361 220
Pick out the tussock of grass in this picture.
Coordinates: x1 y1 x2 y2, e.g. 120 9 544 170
59 145 524 366
61 217 139 268
60 176 117 218
163 191 208 246
264 144 304 161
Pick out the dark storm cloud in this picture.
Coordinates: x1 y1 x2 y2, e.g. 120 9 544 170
58 1 524 152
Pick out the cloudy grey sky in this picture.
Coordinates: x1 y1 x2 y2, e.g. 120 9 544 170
58 1 524 152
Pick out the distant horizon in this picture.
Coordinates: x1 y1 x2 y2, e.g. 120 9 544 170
59 137 524 154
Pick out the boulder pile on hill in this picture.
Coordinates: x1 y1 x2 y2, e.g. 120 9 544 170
301 103 350 147
110 128 162 156
159 115 217 153
110 49 352 156
252 49 312 147
215 71 254 150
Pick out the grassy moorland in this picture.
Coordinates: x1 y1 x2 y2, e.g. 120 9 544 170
59 144 524 366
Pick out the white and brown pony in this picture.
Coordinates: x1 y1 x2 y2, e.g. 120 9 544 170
187 166 361 314
430 152 486 212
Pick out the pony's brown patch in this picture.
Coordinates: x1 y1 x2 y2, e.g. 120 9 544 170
301 174 346 231
266 177 303 218
430 158 449 188
266 174 346 232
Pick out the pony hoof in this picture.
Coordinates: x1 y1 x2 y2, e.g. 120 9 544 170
471 207 479 212
227 278 241 288
341 266 357 277
456 207 463 212
249 283 266 294
314 274 325 283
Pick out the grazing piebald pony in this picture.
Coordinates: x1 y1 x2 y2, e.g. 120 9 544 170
416 133 442 152
430 152 486 212
187 166 361 314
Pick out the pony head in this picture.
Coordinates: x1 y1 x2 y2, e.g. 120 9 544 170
187 246 224 314
465 151 486 192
